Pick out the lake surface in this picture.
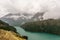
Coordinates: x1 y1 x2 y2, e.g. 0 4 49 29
15 27 60 40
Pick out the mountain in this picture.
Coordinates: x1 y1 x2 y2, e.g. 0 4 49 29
0 12 45 26
21 19 60 35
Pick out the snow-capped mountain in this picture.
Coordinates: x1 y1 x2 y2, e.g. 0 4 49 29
0 12 45 26
0 0 48 26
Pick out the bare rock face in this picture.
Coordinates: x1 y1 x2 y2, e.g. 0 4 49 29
0 29 26 40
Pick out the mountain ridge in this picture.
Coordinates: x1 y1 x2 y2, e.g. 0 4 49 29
0 12 45 26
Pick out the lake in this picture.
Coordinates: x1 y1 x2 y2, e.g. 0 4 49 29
15 26 60 40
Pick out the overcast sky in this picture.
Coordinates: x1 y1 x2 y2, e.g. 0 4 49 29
0 0 60 19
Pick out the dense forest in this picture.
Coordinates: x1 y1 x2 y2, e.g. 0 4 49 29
21 19 60 35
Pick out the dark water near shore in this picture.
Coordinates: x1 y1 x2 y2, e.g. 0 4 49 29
15 27 60 40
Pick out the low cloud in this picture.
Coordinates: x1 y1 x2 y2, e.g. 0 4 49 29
0 0 60 19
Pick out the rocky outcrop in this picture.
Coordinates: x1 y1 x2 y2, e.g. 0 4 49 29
0 29 26 40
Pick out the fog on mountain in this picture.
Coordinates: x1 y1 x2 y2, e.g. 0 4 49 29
0 0 60 26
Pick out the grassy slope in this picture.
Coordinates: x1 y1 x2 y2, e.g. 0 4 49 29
0 29 26 40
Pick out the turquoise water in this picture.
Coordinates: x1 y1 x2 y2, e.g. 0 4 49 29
15 27 60 40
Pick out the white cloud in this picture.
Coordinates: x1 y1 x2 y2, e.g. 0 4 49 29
0 0 60 19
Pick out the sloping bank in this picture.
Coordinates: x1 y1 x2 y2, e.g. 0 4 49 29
21 19 60 35
0 20 27 40
0 29 26 40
